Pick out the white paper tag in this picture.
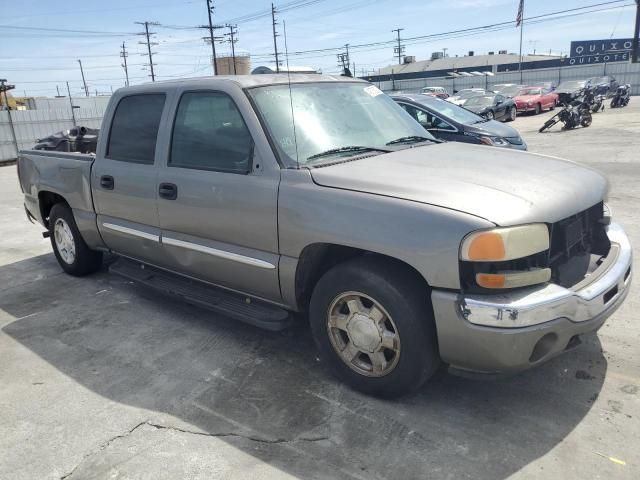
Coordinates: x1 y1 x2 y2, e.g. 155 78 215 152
364 85 383 97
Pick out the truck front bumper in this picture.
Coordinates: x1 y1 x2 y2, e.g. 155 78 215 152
431 223 632 375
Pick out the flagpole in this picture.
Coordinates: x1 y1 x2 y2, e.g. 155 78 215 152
519 0 524 83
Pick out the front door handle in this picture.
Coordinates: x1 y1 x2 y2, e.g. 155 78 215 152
159 182 178 200
100 175 114 190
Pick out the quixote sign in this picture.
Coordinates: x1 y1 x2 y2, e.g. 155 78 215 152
568 38 638 65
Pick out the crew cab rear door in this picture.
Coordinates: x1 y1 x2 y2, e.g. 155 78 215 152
155 86 281 302
92 92 169 266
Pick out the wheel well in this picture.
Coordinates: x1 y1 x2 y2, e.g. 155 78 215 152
294 243 430 312
38 191 68 228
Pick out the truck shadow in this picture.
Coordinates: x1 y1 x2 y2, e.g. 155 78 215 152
1 254 608 480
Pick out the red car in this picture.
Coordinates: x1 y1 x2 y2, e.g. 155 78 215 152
513 87 559 114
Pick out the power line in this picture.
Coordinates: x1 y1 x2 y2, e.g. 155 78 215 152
120 42 130 87
224 24 239 74
271 3 280 72
77 59 89 96
392 28 404 64
135 21 160 81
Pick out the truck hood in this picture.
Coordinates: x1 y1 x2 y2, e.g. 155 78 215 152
309 142 607 226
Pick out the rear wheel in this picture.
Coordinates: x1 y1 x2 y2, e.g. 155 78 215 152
309 257 439 397
49 203 103 276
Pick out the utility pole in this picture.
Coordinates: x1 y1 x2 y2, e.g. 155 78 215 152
202 0 224 75
392 28 404 64
271 3 280 72
136 21 159 81
0 79 19 159
120 42 130 86
56 85 61 96
224 24 238 75
632 0 640 63
66 82 77 127
77 59 89 96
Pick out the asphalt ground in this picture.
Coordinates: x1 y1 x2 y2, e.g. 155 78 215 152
1 100 639 480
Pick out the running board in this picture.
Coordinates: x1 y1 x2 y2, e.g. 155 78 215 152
109 258 291 331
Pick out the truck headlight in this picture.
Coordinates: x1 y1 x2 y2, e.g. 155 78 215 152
478 136 508 147
460 224 551 289
461 224 549 261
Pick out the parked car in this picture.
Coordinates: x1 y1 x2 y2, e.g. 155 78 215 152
513 87 559 114
421 86 449 98
555 80 587 105
492 84 526 98
17 75 632 397
463 93 517 121
532 81 557 92
586 76 619 97
447 88 486 106
392 93 526 150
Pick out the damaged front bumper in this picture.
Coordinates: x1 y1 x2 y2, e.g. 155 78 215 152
431 223 632 375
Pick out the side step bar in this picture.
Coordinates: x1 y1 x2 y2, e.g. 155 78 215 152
109 258 291 331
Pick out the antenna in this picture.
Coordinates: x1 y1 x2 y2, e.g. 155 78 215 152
283 20 299 169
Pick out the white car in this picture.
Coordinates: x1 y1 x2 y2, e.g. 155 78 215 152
446 88 486 106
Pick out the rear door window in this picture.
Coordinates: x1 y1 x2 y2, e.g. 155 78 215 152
107 94 166 164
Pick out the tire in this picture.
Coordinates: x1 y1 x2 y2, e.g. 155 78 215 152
507 107 516 122
610 99 618 108
534 103 542 115
49 203 103 276
580 112 592 128
485 110 494 120
309 256 439 398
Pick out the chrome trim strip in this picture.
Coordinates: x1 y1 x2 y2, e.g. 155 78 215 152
102 222 160 242
161 236 276 270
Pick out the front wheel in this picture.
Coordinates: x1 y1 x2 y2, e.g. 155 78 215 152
485 110 494 120
507 107 516 122
49 203 103 276
534 103 542 115
309 257 439 397
581 111 593 128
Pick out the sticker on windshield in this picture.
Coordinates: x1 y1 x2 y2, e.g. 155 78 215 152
364 85 383 97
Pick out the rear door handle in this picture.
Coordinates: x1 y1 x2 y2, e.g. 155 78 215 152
100 175 114 190
158 182 177 200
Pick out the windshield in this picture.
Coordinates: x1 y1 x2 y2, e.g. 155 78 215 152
518 88 542 96
464 96 494 107
248 83 434 167
558 80 586 90
422 98 484 125
587 77 608 85
494 85 521 97
456 90 483 99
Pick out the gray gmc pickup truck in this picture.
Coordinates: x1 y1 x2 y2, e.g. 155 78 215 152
17 75 632 397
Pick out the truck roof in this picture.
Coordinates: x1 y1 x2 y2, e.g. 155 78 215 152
115 74 366 94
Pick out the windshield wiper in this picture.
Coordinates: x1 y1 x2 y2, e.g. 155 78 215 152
306 146 391 161
385 135 435 146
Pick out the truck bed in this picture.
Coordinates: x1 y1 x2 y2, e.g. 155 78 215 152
18 149 96 228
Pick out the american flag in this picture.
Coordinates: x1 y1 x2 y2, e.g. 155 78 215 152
516 0 524 27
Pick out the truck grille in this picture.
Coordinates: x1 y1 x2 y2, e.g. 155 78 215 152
548 202 610 287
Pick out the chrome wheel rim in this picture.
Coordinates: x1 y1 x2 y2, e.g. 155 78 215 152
510 107 516 120
54 218 76 264
486 111 494 120
327 291 400 377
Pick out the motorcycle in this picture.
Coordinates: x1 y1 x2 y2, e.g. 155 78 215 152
610 84 631 108
590 94 606 113
539 89 593 133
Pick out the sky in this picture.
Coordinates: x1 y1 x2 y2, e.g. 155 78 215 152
0 0 637 97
